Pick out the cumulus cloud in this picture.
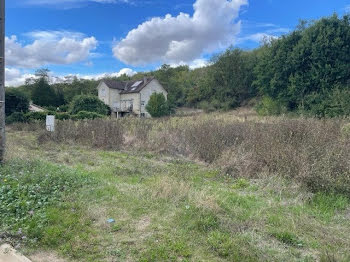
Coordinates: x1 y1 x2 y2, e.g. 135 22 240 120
169 58 210 69
75 68 137 80
5 67 136 87
237 32 278 44
5 68 35 87
6 30 98 68
113 0 247 66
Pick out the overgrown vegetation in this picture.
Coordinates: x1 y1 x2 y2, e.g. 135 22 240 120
3 122 350 261
21 111 348 196
69 95 110 115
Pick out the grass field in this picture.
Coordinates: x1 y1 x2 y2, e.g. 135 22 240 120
1 112 350 261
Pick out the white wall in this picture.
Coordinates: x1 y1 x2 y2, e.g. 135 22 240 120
98 82 121 111
97 82 110 106
140 79 168 117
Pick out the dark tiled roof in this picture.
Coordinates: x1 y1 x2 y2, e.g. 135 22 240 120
101 77 155 94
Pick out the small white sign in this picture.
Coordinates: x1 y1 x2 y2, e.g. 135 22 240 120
46 115 55 132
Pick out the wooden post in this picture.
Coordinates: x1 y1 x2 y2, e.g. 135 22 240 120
0 0 5 163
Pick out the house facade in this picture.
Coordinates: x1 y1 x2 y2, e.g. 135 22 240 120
97 77 168 118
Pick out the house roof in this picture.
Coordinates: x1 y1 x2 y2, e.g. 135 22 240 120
101 77 155 94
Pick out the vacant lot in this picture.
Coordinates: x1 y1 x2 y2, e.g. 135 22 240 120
2 111 350 261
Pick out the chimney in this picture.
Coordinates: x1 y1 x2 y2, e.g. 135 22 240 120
143 76 147 83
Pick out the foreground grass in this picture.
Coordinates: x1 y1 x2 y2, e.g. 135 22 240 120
1 129 350 261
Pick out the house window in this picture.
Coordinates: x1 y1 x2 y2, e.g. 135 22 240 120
141 101 145 106
101 88 106 96
141 113 146 118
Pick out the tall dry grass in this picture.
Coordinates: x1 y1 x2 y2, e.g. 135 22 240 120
11 111 350 195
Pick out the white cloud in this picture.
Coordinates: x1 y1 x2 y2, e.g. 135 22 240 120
237 33 278 44
345 5 350 13
113 0 247 66
169 58 210 69
6 31 98 68
76 68 137 80
5 67 137 87
5 68 35 87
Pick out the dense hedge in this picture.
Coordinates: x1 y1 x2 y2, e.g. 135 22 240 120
6 111 106 124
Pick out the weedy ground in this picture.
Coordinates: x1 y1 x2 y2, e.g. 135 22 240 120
1 124 350 262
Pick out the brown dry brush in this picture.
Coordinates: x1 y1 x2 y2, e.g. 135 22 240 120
23 116 350 195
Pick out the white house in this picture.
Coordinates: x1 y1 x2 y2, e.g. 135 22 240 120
97 77 168 118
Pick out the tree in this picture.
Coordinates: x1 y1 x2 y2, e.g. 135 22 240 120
5 89 29 116
70 95 109 115
31 77 58 107
146 93 171 117
254 14 350 116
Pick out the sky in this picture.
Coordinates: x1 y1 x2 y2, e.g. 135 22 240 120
5 0 350 86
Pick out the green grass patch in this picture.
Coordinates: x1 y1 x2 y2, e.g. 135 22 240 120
0 159 95 256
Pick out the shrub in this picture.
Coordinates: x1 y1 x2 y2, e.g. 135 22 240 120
55 112 71 120
5 88 29 116
38 119 124 149
6 112 27 124
34 115 350 196
146 93 171 117
58 104 69 112
71 111 105 120
255 96 286 116
70 95 109 115
25 111 48 122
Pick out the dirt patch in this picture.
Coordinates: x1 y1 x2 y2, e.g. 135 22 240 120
29 251 66 262
136 216 151 232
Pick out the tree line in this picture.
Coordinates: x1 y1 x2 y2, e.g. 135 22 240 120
6 14 350 118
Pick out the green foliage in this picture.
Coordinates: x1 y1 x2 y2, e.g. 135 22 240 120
0 159 90 243
71 111 106 120
271 231 303 247
32 78 63 107
25 111 48 122
254 14 350 116
55 112 71 120
255 96 286 116
146 93 171 117
5 88 29 116
70 95 109 115
309 193 349 221
6 112 27 124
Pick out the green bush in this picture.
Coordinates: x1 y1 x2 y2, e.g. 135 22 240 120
6 112 27 124
55 112 71 120
5 88 29 116
146 93 171 118
58 104 69 112
70 95 109 115
25 111 48 122
256 96 286 116
71 111 105 120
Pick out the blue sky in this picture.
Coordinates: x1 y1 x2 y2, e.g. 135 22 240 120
5 0 350 86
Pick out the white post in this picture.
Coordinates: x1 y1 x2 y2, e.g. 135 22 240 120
46 115 55 132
